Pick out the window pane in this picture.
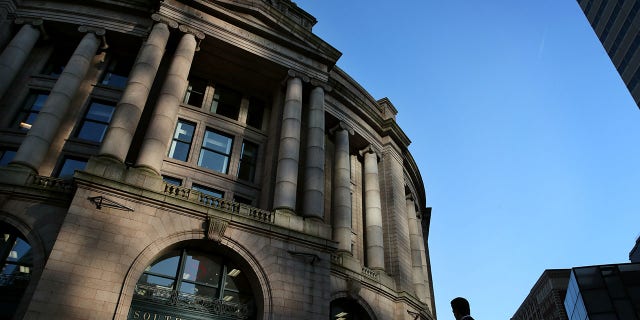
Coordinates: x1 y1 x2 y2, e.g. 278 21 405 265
0 150 16 166
77 121 109 142
168 121 195 161
247 97 265 129
238 141 258 182
183 251 222 286
86 102 115 122
179 281 218 297
210 85 241 120
183 77 207 107
57 158 87 178
162 176 182 186
137 274 174 289
198 149 229 173
101 56 133 89
173 121 195 142
168 141 190 161
7 238 32 265
202 130 232 154
191 184 223 198
146 253 180 277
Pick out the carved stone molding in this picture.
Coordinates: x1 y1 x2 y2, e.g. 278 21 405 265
207 217 228 242
151 13 179 29
14 17 48 40
178 24 205 39
287 69 310 83
358 144 380 160
329 121 354 136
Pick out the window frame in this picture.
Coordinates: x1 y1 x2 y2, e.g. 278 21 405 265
75 100 116 143
168 119 196 162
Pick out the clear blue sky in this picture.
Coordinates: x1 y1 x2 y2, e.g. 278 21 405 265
296 0 640 319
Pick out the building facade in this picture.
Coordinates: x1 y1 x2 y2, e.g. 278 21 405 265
631 236 640 262
0 0 435 319
577 0 640 108
564 263 640 320
511 269 571 320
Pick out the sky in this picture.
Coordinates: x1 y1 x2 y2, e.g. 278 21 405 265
295 0 640 319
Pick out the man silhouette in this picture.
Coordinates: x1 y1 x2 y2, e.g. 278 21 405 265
451 297 475 320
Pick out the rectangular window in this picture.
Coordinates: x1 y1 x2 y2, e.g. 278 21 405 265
192 184 224 198
56 157 87 178
233 195 253 205
246 97 265 129
162 176 182 186
237 140 258 182
198 129 233 174
210 85 241 120
17 92 48 130
0 149 17 166
76 100 116 143
168 120 196 162
183 77 207 107
101 55 133 89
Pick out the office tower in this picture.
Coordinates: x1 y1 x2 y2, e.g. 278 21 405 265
512 269 571 320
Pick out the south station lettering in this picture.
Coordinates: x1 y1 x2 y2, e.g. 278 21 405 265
131 310 184 320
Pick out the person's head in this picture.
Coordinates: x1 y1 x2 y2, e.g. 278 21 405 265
450 297 471 319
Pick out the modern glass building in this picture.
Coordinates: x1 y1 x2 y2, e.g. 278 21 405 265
577 0 640 108
564 263 640 320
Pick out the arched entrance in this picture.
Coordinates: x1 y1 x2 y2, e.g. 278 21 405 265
0 222 33 319
330 297 373 320
128 240 257 320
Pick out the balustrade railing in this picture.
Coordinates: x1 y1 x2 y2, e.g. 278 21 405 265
362 266 380 281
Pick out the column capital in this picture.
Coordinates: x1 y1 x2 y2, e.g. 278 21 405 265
14 17 43 27
287 69 310 83
178 25 205 51
359 144 380 160
406 193 415 202
310 78 332 92
78 25 108 49
329 121 354 135
151 13 179 29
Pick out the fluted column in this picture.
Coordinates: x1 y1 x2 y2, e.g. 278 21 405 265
0 20 41 99
135 27 201 174
273 71 304 211
302 83 327 220
11 27 102 172
407 195 428 302
361 146 384 270
332 122 354 253
100 19 172 162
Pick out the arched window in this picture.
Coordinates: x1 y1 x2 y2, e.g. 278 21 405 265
130 247 255 320
0 223 33 319
330 298 373 320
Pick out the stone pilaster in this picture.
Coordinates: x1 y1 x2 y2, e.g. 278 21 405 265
331 122 354 253
11 27 101 173
380 141 413 293
419 211 435 313
273 70 306 212
407 195 428 303
135 27 201 174
99 19 172 163
0 19 41 99
302 81 328 220
360 145 384 270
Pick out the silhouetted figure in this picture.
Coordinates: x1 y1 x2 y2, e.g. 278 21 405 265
451 297 475 320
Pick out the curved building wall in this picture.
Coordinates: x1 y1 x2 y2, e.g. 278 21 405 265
0 0 435 319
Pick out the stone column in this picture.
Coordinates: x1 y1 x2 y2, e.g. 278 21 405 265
273 71 304 212
418 210 435 311
332 122 353 253
11 27 102 173
407 195 428 302
361 145 384 270
135 26 201 174
0 20 41 99
302 83 327 220
99 19 173 163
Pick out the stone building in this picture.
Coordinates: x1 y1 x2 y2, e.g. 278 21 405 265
0 0 435 319
511 269 571 320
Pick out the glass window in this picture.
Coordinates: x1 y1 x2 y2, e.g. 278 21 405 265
162 176 182 186
191 184 224 199
210 85 241 120
198 129 233 174
237 140 258 182
0 149 16 166
56 157 87 178
183 77 207 107
17 92 48 130
76 101 115 143
41 46 73 77
168 120 196 162
233 195 253 205
246 97 265 129
100 55 133 89
0 223 33 319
